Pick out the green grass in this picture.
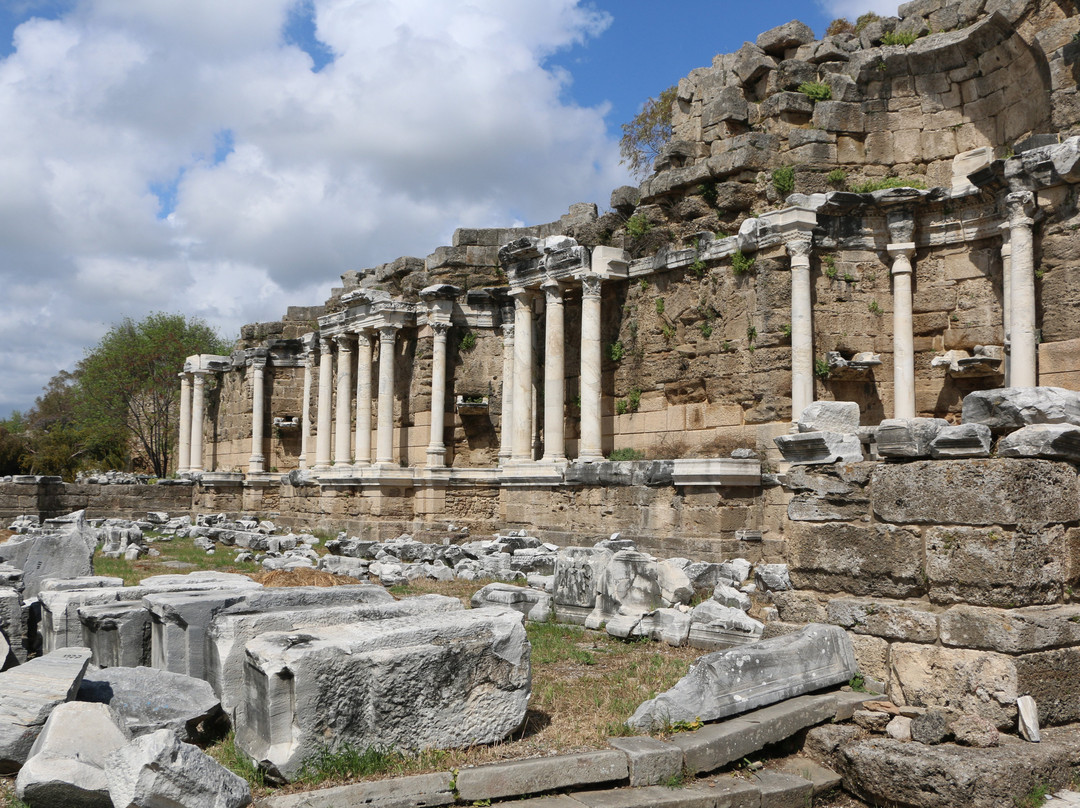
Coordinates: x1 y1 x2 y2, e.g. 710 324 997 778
1014 782 1052 808
797 82 831 102
207 731 266 789
881 30 918 46
849 176 926 194
93 533 266 585
607 448 646 461
731 250 755 276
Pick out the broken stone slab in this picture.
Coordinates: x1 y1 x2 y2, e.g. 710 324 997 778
929 423 993 458
0 647 92 773
586 551 692 631
77 665 225 742
79 600 153 668
797 401 861 435
774 432 863 465
207 590 439 718
0 520 97 598
607 735 683 787
939 604 1080 655
687 600 763 650
259 772 456 808
235 607 530 782
15 701 129 808
635 608 692 646
712 584 751 611
670 692 845 776
826 598 939 643
0 585 25 663
553 547 612 625
628 625 855 730
998 424 1080 463
107 729 251 808
875 418 949 458
756 19 816 54
471 583 551 622
718 558 753 585
871 459 1080 527
962 387 1080 434
1018 695 1041 742
754 563 791 593
454 750 628 802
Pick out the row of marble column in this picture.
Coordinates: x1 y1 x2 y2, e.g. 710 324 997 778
176 371 207 474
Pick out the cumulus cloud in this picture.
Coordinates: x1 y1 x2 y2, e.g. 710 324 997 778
816 0 901 20
0 0 627 415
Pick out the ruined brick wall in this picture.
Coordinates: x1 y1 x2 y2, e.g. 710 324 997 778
0 481 195 522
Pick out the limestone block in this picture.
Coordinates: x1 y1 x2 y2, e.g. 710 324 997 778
733 42 776 86
812 100 866 133
754 563 791 592
827 598 939 643
925 525 1068 607
553 547 611 624
636 608 692 646
797 401 861 435
718 558 753 585
787 494 868 521
208 593 461 719
962 387 1080 434
79 601 153 668
0 586 25 663
77 666 224 742
107 729 251 808
939 604 1080 655
454 750 628 802
787 522 926 598
0 647 92 773
775 58 818 91
15 702 129 808
1014 647 1080 725
0 520 96 598
688 600 763 649
888 643 1017 728
929 423 992 458
875 418 949 458
756 20 816 54
772 591 827 623
236 608 530 782
871 459 1080 527
585 551 690 631
774 432 863 465
607 736 683 787
785 462 872 499
713 584 751 611
628 625 856 729
471 583 552 622
146 589 260 682
851 634 891 682
998 424 1080 463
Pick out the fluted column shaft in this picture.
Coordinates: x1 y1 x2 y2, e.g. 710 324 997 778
427 323 450 467
299 352 313 469
1000 227 1012 387
511 290 535 462
579 275 603 462
889 246 917 419
787 237 814 420
190 372 206 473
314 337 334 471
376 325 399 465
498 322 515 464
354 332 373 467
542 280 566 462
1008 191 1037 387
177 373 192 474
333 335 353 468
248 360 266 473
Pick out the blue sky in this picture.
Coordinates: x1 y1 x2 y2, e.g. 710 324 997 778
0 0 897 418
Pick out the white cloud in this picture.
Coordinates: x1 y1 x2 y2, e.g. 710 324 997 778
0 0 627 416
816 0 900 20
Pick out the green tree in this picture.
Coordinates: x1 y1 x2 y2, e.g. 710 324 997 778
20 371 93 478
619 85 677 179
0 412 28 476
76 313 230 478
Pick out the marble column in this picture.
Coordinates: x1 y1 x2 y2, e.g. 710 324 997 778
510 289 535 462
313 336 334 471
333 335 353 468
189 372 206 474
298 350 313 469
1000 226 1012 387
578 274 604 462
426 323 451 467
787 236 814 421
542 279 566 462
888 244 917 419
498 320 515 464
354 330 373 468
248 358 267 473
375 325 399 466
177 373 192 474
1008 190 1038 388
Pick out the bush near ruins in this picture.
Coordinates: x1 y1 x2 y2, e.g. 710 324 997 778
619 86 677 179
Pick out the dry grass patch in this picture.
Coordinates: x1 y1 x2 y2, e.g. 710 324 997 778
92 533 268 586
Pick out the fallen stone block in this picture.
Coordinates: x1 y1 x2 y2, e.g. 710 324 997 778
78 665 225 742
15 701 129 808
798 401 861 435
0 516 97 598
586 551 692 631
607 736 683 787
454 750 628 802
687 600 763 650
236 608 530 782
636 608 692 646
775 432 863 465
963 387 1080 434
875 418 949 458
471 583 552 622
929 423 992 458
259 772 455 808
80 600 153 668
208 593 462 719
998 424 1080 463
0 647 92 773
628 625 855 730
553 547 612 625
107 729 251 808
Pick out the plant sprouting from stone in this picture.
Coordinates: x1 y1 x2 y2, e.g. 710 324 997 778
731 250 756 276
827 18 856 36
822 255 838 278
627 389 642 412
868 299 883 315
814 357 831 379
655 298 665 316
854 11 881 33
771 165 796 197
797 82 832 102
608 341 626 363
626 214 651 240
459 331 477 352
826 169 847 187
699 322 713 339
619 85 677 179
697 181 719 207
881 30 919 47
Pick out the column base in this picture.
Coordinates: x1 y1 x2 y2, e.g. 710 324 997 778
425 447 447 468
576 452 604 464
248 456 265 474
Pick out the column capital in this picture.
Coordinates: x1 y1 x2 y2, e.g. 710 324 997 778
377 323 400 343
784 235 813 260
886 208 916 244
1006 190 1036 227
251 356 268 370
334 332 353 351
541 276 565 293
431 321 451 338
354 329 373 348
502 321 515 341
508 286 536 302
191 370 207 383
580 273 602 299
887 242 916 263
319 335 333 353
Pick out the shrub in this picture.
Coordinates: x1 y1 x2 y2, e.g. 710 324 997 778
822 255 838 278
854 11 881 33
608 447 646 461
826 169 847 187
655 298 665 315
731 250 755 275
697 181 718 207
661 323 676 340
627 389 642 412
626 214 651 239
459 331 477 352
868 299 883 314
827 18 856 36
772 165 796 196
814 357 831 379
849 176 926 193
797 82 832 102
747 325 757 344
615 399 628 415
699 322 713 339
619 85 677 179
881 30 918 46
608 341 626 362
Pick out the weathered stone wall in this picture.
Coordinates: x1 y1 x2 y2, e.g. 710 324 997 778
0 481 195 522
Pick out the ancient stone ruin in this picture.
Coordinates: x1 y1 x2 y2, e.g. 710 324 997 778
11 0 1080 805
